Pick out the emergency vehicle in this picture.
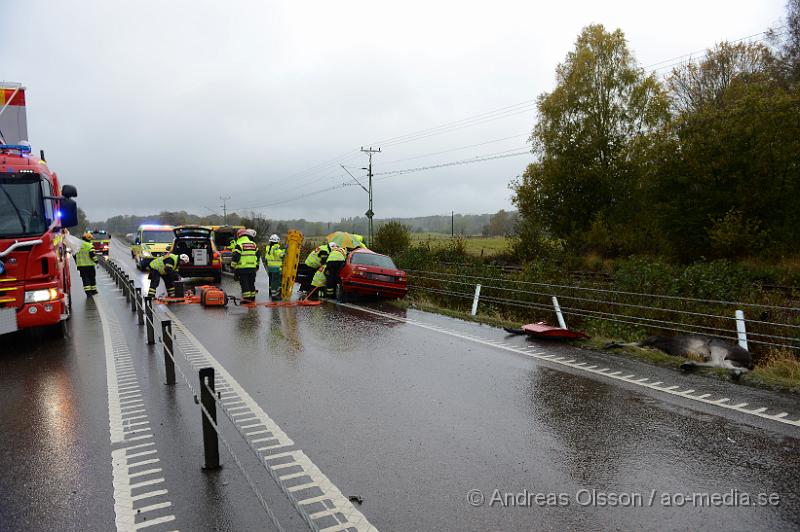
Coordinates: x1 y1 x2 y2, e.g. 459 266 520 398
0 83 80 337
131 224 174 270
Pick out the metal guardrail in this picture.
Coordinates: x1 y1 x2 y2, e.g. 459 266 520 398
97 257 289 531
407 269 800 352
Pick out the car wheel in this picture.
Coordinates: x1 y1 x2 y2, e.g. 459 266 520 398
335 283 348 303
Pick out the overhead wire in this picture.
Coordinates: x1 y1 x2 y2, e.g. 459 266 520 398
227 23 788 210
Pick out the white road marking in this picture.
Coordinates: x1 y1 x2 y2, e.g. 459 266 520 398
163 308 378 532
341 303 800 429
96 291 178 531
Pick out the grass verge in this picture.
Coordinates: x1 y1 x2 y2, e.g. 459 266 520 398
392 294 800 394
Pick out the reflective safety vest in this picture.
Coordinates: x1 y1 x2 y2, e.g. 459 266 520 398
353 234 366 248
233 236 259 269
304 244 330 269
264 243 285 271
311 266 327 288
75 240 97 267
149 254 178 274
326 248 347 264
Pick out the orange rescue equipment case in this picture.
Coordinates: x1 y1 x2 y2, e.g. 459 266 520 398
197 285 227 307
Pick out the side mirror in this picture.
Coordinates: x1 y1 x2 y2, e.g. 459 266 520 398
134 237 141 245
61 184 78 199
59 198 79 228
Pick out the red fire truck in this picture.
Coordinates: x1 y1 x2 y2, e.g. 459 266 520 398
0 83 79 337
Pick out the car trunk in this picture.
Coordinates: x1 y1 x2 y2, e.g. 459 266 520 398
173 227 214 268
172 238 212 267
212 228 237 251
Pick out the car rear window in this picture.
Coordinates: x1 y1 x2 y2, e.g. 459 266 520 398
350 253 397 269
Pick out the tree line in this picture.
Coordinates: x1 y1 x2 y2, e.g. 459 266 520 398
512 1 800 263
88 210 517 240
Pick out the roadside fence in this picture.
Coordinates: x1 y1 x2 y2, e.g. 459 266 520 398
405 268 800 353
97 258 297 531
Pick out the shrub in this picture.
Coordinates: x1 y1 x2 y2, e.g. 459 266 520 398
372 221 411 257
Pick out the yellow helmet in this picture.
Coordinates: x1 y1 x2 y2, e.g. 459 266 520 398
82 232 93 241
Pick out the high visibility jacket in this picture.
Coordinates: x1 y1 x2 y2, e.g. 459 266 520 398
264 243 285 271
326 248 347 264
149 254 178 274
311 266 327 288
232 236 259 269
353 234 366 248
75 240 97 267
304 244 330 269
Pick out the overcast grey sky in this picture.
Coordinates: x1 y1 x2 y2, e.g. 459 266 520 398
1 0 785 222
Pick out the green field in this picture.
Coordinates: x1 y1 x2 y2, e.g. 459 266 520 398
410 233 510 256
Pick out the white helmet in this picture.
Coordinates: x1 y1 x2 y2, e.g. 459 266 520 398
269 234 280 243
179 254 190 264
246 229 257 238
328 242 339 250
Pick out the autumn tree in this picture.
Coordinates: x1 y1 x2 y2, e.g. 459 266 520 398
512 24 669 254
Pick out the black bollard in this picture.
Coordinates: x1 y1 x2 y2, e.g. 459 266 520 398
199 367 220 470
136 288 144 325
145 297 155 345
130 280 136 312
161 320 176 385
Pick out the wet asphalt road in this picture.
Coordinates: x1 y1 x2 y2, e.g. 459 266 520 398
0 237 798 531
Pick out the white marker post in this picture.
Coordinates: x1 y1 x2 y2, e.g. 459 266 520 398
471 284 481 316
552 296 567 329
735 309 748 350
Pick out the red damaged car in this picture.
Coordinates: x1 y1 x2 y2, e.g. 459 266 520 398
336 249 408 301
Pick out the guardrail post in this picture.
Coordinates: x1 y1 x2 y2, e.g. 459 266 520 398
552 296 567 329
161 320 176 385
735 309 748 350
471 284 481 316
136 288 144 325
199 367 220 470
124 275 132 303
145 297 155 344
129 280 136 312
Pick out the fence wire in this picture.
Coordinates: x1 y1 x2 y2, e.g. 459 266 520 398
408 269 800 352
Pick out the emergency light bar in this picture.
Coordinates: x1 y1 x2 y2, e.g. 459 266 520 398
0 144 32 154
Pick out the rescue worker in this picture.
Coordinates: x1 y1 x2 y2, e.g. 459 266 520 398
75 232 99 296
147 252 189 299
323 242 348 297
298 242 330 292
353 234 367 248
231 228 260 302
309 265 328 300
263 234 285 301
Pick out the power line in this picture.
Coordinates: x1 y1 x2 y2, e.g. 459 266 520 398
229 24 786 211
374 149 532 180
378 133 529 166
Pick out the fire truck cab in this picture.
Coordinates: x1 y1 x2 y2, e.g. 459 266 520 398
0 83 79 337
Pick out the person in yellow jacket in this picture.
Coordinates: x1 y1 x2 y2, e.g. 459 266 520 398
263 234 286 301
323 243 347 297
231 228 260 302
74 232 99 296
298 243 330 292
147 252 189 298
309 266 328 300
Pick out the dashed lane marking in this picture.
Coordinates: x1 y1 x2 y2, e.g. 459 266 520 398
161 307 378 532
340 303 800 429
96 287 178 531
